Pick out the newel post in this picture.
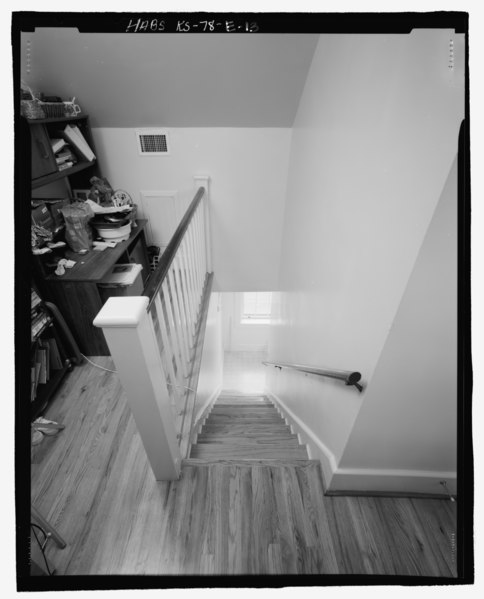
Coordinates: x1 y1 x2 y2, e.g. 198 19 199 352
194 175 212 272
93 296 181 480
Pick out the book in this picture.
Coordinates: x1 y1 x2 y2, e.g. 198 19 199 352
48 199 71 231
33 363 41 399
55 147 77 164
51 138 67 153
31 202 55 231
31 366 37 402
42 339 51 381
32 312 50 339
38 348 47 384
31 289 42 310
62 124 96 162
46 337 63 370
58 161 74 171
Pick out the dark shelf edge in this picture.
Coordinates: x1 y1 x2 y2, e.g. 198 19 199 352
25 114 89 125
32 159 96 189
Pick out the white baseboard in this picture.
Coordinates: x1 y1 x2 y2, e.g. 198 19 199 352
265 390 338 491
265 391 456 498
329 467 457 497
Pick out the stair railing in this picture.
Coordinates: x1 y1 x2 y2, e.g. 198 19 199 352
94 181 212 481
263 361 363 392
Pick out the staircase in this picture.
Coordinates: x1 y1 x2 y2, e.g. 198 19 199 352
189 392 309 461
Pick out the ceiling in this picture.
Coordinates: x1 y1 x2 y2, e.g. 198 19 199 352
21 29 319 128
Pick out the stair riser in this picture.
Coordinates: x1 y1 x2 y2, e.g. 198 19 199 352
190 448 308 459
197 429 297 439
200 426 292 434
205 419 285 425
196 438 301 446
209 409 278 414
211 404 275 409
196 434 298 441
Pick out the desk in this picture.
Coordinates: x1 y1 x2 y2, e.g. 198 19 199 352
39 220 150 355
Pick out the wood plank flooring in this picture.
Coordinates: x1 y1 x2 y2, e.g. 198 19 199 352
30 357 457 577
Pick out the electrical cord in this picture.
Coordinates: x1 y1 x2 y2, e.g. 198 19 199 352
80 353 117 372
81 353 196 392
31 523 53 575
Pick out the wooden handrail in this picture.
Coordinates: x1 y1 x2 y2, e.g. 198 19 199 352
144 186 205 309
263 361 363 392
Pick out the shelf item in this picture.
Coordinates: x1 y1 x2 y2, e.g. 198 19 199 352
62 124 96 161
28 114 99 189
30 285 81 419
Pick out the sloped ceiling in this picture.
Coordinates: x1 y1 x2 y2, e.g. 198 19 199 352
21 28 318 128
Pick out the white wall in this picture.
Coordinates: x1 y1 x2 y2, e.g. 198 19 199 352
21 29 317 128
193 292 223 424
221 292 269 352
334 156 458 494
90 127 291 291
267 30 464 492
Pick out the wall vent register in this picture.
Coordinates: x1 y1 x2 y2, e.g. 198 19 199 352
136 130 170 155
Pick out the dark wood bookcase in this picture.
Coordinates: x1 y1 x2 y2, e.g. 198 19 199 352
29 114 99 190
30 286 72 420
28 113 151 356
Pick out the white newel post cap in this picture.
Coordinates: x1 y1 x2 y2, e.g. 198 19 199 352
93 296 149 328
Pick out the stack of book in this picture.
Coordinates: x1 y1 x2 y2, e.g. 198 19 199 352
31 289 64 402
58 124 96 164
31 289 51 340
51 138 78 172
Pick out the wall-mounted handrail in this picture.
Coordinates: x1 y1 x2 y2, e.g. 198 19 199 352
263 361 363 392
144 186 205 310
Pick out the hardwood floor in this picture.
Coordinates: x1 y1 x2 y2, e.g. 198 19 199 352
30 355 457 578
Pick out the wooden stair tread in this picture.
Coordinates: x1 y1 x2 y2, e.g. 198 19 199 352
200 426 293 434
190 446 308 459
183 458 319 467
196 435 299 443
211 404 276 409
192 441 306 450
198 430 297 439
211 406 279 414
189 391 309 463
204 417 285 424
215 400 274 408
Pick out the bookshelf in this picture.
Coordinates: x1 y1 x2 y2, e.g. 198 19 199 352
29 114 100 190
31 287 73 420
28 114 100 416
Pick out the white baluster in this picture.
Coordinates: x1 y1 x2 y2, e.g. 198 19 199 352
160 280 187 387
179 241 196 339
167 267 190 371
151 294 180 414
174 252 194 345
186 223 199 320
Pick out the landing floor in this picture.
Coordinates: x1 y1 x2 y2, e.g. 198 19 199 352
30 354 457 578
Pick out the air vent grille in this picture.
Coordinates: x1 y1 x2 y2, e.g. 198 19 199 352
136 130 170 155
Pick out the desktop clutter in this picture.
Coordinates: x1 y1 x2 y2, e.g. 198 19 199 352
31 176 138 275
